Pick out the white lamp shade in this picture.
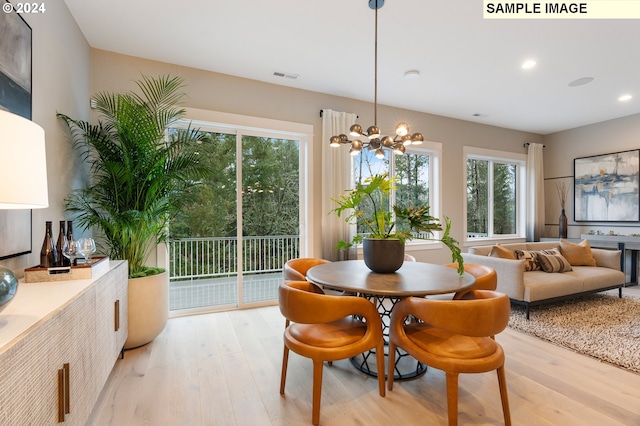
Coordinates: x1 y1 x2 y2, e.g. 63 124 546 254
0 110 49 209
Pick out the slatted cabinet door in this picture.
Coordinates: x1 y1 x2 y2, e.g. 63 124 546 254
93 263 128 389
56 285 98 425
0 261 128 425
0 310 63 424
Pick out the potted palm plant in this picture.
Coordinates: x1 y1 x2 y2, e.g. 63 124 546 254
331 174 463 274
58 75 210 348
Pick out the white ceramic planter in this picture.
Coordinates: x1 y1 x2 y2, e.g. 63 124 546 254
124 271 169 349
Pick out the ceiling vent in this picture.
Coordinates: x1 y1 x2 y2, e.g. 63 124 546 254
273 71 299 80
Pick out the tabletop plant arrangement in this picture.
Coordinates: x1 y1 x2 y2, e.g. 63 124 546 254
331 174 464 274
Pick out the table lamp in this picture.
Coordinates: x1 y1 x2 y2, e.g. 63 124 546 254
0 109 49 309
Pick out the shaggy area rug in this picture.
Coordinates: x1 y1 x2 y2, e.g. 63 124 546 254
508 293 640 373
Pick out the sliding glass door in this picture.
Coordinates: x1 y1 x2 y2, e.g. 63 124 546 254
168 127 302 313
239 134 300 304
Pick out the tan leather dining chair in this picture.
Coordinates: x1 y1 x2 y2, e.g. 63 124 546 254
279 280 385 425
444 263 497 299
284 257 346 297
388 290 511 426
283 257 331 281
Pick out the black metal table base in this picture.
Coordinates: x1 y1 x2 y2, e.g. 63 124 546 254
350 345 427 380
352 294 427 381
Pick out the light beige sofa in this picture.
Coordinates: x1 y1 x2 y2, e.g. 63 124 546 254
462 241 625 319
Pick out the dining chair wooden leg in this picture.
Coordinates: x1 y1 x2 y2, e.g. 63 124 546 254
387 343 397 390
445 372 459 426
312 360 324 425
280 346 289 395
375 340 386 396
497 366 512 426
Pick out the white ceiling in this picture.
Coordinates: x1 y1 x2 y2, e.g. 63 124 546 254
63 0 640 135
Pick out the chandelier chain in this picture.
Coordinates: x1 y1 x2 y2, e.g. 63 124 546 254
374 4 378 125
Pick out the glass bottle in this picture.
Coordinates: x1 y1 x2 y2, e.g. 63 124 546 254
66 221 75 266
56 221 69 267
40 221 57 268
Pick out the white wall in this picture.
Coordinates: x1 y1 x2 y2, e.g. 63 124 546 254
543 113 640 239
90 49 544 263
0 4 91 276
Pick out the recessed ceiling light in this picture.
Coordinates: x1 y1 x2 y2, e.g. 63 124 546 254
619 94 633 102
404 70 420 80
521 60 537 69
568 77 594 87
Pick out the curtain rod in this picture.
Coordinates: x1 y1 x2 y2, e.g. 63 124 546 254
524 143 546 147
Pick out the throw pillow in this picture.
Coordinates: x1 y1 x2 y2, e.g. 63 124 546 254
537 252 573 273
515 248 562 271
489 244 516 260
514 250 542 271
559 239 597 266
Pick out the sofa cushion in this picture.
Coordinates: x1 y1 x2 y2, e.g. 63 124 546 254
523 271 584 302
560 239 597 266
570 266 626 292
489 244 516 260
537 252 572 273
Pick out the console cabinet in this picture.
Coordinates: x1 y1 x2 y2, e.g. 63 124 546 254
0 260 127 425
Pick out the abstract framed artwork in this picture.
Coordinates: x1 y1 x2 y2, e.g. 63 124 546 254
574 149 640 222
0 2 33 260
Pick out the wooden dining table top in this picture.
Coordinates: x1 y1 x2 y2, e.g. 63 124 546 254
306 260 476 297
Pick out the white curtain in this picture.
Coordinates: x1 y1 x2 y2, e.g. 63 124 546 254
526 143 545 241
321 109 357 260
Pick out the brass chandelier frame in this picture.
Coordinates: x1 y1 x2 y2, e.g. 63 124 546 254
329 0 423 158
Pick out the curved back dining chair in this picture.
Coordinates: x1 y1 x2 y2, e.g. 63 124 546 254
444 263 497 299
283 257 331 281
388 290 511 426
404 253 417 262
279 280 385 425
282 257 333 313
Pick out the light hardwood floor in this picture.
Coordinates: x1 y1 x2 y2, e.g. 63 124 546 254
90 289 640 425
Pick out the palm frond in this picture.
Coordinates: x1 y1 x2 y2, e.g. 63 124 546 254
58 75 211 277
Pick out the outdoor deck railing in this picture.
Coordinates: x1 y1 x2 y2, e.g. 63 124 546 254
168 235 300 280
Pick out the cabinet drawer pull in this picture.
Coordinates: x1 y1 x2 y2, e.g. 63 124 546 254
114 299 120 331
63 363 70 414
58 368 65 422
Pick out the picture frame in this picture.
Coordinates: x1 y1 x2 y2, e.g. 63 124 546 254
574 149 640 222
0 1 33 260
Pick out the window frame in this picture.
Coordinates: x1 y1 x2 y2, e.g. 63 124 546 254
174 107 313 256
352 141 443 251
463 146 527 244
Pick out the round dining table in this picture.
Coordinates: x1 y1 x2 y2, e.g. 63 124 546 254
306 260 476 380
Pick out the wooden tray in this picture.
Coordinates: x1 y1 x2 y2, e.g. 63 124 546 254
24 256 110 283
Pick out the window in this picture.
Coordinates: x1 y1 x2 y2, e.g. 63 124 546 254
163 108 313 314
465 147 526 241
352 141 441 243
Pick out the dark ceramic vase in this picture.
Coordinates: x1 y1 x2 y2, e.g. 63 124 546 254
559 209 568 239
363 238 405 273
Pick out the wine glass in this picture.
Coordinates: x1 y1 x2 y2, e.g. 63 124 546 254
78 238 96 264
62 239 79 266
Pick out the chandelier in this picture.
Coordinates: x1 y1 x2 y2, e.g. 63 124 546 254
329 0 424 159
